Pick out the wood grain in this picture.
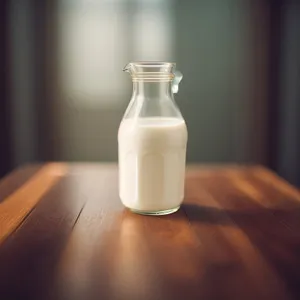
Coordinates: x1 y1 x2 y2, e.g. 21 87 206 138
185 170 292 299
0 164 42 204
52 167 204 300
0 163 67 244
0 165 87 299
0 164 299 300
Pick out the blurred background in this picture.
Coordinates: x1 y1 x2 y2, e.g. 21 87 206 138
0 0 299 186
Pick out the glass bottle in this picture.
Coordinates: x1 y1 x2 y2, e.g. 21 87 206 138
118 62 187 215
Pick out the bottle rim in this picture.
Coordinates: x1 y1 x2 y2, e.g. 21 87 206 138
130 61 175 67
124 62 176 82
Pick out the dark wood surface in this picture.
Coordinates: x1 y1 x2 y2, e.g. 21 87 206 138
0 164 300 300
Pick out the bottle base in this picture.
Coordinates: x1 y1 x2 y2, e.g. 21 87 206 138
127 206 180 216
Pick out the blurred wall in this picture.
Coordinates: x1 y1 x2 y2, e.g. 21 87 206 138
47 0 269 163
52 0 175 161
8 0 38 166
0 0 11 177
277 0 300 186
174 0 268 163
7 0 270 166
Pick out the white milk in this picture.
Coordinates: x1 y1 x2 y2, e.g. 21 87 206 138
118 117 187 213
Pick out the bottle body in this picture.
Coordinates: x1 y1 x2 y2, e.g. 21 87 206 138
118 117 187 214
119 62 187 215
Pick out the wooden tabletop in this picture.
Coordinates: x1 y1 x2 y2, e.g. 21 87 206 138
0 163 300 300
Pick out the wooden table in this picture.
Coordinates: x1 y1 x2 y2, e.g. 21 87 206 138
0 163 300 300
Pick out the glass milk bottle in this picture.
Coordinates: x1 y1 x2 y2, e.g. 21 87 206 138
118 62 187 215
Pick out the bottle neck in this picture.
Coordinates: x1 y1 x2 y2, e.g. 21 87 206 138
124 80 182 119
132 81 173 100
